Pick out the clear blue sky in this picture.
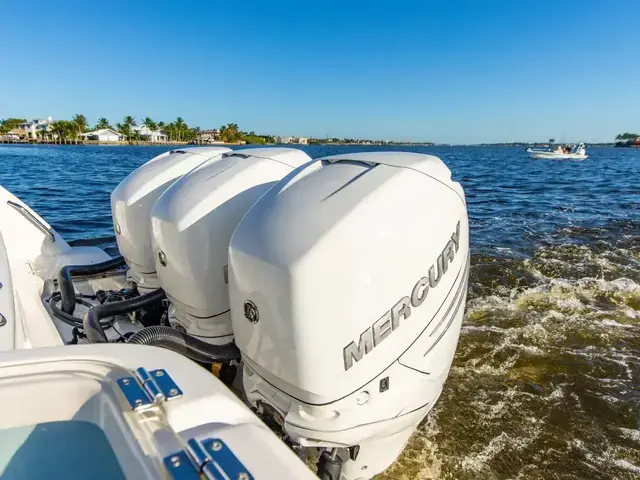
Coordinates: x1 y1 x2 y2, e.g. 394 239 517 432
1 1 638 144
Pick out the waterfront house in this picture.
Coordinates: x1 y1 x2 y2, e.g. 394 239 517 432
298 137 309 145
132 125 167 142
18 117 53 139
80 128 125 142
198 129 222 144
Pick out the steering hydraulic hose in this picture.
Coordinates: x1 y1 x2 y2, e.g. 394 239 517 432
58 255 126 314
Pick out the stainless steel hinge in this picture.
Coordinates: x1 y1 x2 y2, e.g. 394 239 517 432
116 367 183 411
164 438 254 480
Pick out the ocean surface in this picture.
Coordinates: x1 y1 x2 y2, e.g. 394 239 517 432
1 144 639 479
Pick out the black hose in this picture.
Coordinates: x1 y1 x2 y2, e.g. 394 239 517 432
58 256 126 314
84 288 167 343
66 327 87 345
48 292 113 329
127 325 241 363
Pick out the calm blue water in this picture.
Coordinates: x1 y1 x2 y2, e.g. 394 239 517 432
1 144 639 479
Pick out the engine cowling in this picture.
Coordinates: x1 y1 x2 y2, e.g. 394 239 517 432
111 147 230 290
229 152 469 478
150 148 312 344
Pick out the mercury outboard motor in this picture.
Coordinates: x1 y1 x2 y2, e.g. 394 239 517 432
150 148 313 344
229 152 469 479
110 147 230 290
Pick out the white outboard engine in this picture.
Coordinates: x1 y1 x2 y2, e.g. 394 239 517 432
229 152 469 479
111 147 230 290
150 148 313 344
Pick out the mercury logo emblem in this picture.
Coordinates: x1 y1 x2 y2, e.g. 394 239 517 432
244 300 259 324
343 221 461 371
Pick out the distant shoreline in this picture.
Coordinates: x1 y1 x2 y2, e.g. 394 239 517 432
1 140 435 147
0 141 628 148
0 140 243 146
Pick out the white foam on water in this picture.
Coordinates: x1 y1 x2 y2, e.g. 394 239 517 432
555 296 585 310
415 241 640 479
508 343 544 355
566 348 634 381
413 426 444 480
460 424 542 475
380 413 444 480
547 384 565 400
461 325 509 334
599 394 620 404
519 323 549 342
466 295 509 310
612 459 640 475
570 434 640 476
600 319 635 328
609 277 639 291
453 355 517 377
619 428 640 443
467 388 526 423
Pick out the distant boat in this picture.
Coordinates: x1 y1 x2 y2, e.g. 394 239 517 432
526 143 588 160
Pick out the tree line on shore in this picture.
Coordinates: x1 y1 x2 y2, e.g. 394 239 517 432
615 132 639 146
0 118 27 134
1 115 95 142
1 115 277 144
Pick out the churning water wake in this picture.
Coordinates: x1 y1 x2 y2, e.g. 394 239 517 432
382 221 640 479
0 144 638 479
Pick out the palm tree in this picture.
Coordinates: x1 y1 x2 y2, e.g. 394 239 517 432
123 115 136 128
63 120 75 144
50 121 66 144
154 121 165 142
173 117 186 142
50 122 61 143
72 114 87 144
120 116 136 142
117 122 130 143
96 117 110 130
50 120 76 144
143 117 157 142
192 126 201 144
72 114 87 132
219 123 240 143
